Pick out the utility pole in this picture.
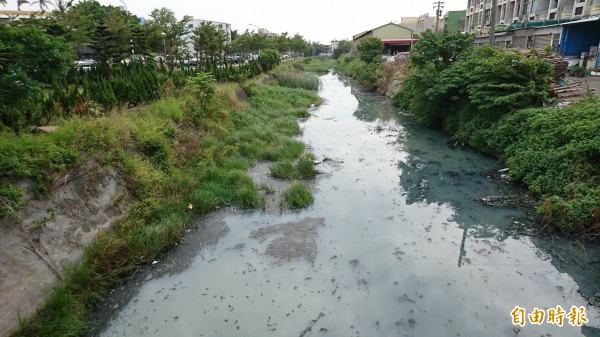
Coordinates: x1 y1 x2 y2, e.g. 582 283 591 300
434 1 445 32
489 0 498 46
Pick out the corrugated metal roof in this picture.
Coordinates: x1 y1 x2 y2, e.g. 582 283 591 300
561 16 600 26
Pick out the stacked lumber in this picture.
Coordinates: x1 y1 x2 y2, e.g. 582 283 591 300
546 56 569 80
550 79 592 102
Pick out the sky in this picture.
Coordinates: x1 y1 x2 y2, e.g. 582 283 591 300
4 0 468 44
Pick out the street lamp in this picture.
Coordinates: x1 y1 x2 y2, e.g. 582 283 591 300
117 0 127 11
248 23 260 32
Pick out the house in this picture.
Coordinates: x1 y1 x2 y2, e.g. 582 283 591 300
353 22 417 55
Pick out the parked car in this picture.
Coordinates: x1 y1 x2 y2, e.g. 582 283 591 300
394 52 410 61
226 55 241 64
75 59 95 70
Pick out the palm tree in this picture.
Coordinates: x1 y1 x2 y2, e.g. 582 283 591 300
32 0 52 11
17 0 29 10
54 0 73 14
0 0 7 7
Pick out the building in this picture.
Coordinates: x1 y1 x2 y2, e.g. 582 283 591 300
331 39 340 51
257 28 279 39
401 13 438 34
444 10 467 32
0 10 50 22
463 0 600 56
353 22 417 55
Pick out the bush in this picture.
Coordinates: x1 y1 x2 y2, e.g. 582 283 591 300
281 181 314 209
396 45 552 130
269 154 317 180
337 54 380 90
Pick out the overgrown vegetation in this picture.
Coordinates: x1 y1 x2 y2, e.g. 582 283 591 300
272 62 320 90
300 57 337 73
269 154 317 180
337 54 380 90
8 72 320 336
281 181 314 209
457 97 600 234
394 29 600 237
336 37 385 90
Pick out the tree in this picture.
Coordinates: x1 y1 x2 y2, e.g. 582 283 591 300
17 0 29 10
191 21 227 67
258 49 279 71
92 7 133 66
32 0 52 11
0 0 7 7
356 37 383 63
332 40 352 59
289 33 308 57
147 8 189 66
408 29 474 72
274 32 290 54
0 24 74 131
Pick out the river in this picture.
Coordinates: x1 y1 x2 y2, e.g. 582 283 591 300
97 71 600 337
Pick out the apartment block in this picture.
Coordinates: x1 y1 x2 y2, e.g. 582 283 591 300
464 0 600 33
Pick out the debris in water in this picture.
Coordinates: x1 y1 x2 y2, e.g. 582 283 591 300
299 312 325 337
398 294 416 304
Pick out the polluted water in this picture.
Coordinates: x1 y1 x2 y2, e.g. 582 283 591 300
96 71 600 337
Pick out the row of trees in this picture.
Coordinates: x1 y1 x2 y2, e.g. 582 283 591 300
5 1 323 68
1 0 323 132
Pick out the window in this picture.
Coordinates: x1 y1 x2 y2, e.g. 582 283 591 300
574 6 583 15
549 12 556 19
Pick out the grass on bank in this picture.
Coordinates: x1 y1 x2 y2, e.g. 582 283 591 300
281 181 314 209
7 72 320 337
269 154 317 180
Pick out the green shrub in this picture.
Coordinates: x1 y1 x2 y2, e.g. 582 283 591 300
0 181 24 218
269 154 316 180
281 181 314 208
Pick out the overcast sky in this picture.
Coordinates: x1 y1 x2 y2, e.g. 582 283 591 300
7 0 468 43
